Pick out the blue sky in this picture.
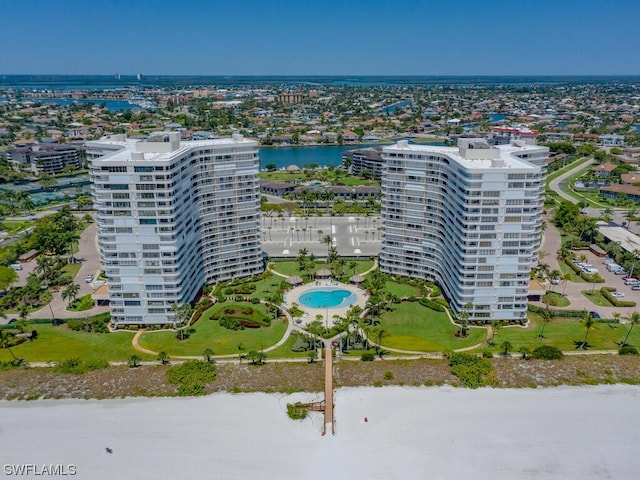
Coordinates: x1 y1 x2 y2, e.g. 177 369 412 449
1 0 639 75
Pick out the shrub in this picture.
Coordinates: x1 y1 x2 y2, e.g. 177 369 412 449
531 345 564 360
600 288 637 308
167 360 217 396
619 345 639 356
286 403 308 420
482 350 494 358
66 319 86 331
418 298 445 312
219 316 244 331
55 357 109 374
448 353 493 389
361 352 375 361
383 370 394 380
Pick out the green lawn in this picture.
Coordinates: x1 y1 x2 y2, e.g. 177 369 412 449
542 292 571 307
0 325 145 362
264 333 314 358
377 301 486 351
489 313 640 352
137 303 288 356
385 280 419 298
558 260 585 283
270 259 374 278
61 262 82 280
581 290 615 307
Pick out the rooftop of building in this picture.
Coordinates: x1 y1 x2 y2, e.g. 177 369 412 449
88 132 257 163
382 139 546 171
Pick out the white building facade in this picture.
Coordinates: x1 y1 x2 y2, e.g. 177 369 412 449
379 139 547 323
88 132 262 325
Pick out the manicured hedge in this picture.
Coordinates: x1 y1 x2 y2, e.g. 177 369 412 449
418 298 445 312
600 287 636 308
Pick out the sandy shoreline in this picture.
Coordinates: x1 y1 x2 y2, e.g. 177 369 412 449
1 385 638 479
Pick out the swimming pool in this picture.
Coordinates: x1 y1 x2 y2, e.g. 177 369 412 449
298 288 357 309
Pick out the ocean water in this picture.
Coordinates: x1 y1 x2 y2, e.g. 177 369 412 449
3 74 640 90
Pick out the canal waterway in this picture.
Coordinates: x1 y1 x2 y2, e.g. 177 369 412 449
259 144 380 170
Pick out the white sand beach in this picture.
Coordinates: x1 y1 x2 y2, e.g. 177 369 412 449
1 385 638 479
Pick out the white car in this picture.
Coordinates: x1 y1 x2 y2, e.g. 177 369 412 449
611 291 625 298
84 275 93 283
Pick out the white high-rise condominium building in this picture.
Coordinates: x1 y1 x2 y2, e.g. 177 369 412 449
88 132 262 325
379 139 548 323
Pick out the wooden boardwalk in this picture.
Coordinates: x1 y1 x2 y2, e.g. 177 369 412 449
323 342 334 435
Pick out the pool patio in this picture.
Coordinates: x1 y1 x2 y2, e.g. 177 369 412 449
283 281 368 327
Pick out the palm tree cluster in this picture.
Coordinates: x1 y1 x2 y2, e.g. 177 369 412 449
0 190 35 216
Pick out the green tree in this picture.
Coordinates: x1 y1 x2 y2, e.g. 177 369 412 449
157 351 169 365
62 283 80 306
0 266 18 292
203 347 215 363
0 329 19 362
128 355 141 368
247 350 266 365
580 313 598 349
500 340 513 356
621 311 640 347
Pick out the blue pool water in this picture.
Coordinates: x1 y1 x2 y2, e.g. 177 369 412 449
299 288 357 309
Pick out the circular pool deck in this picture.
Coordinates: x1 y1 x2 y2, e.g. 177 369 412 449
284 281 367 327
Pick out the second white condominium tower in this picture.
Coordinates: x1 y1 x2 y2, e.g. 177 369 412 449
89 132 262 325
379 139 547 323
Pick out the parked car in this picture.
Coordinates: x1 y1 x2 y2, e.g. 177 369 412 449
624 278 640 286
84 275 93 283
613 268 627 275
10 263 22 271
632 285 640 291
612 291 625 298
589 311 601 319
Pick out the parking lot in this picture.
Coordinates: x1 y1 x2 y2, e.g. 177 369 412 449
261 214 381 259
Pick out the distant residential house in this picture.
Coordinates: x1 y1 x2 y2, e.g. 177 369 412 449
322 132 338 143
298 135 320 144
600 183 640 203
191 131 215 140
620 172 640 185
271 134 293 145
573 133 599 143
259 180 295 196
341 130 359 143
599 134 625 146
545 132 573 142
592 162 617 177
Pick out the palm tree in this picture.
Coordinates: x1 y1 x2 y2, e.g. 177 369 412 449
35 255 55 287
621 311 640 347
580 313 598 349
371 327 388 357
322 234 332 258
0 329 19 362
500 340 513 356
62 283 80 306
203 347 214 363
237 342 246 363
157 351 169 365
348 260 358 276
518 346 531 360
539 307 552 339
